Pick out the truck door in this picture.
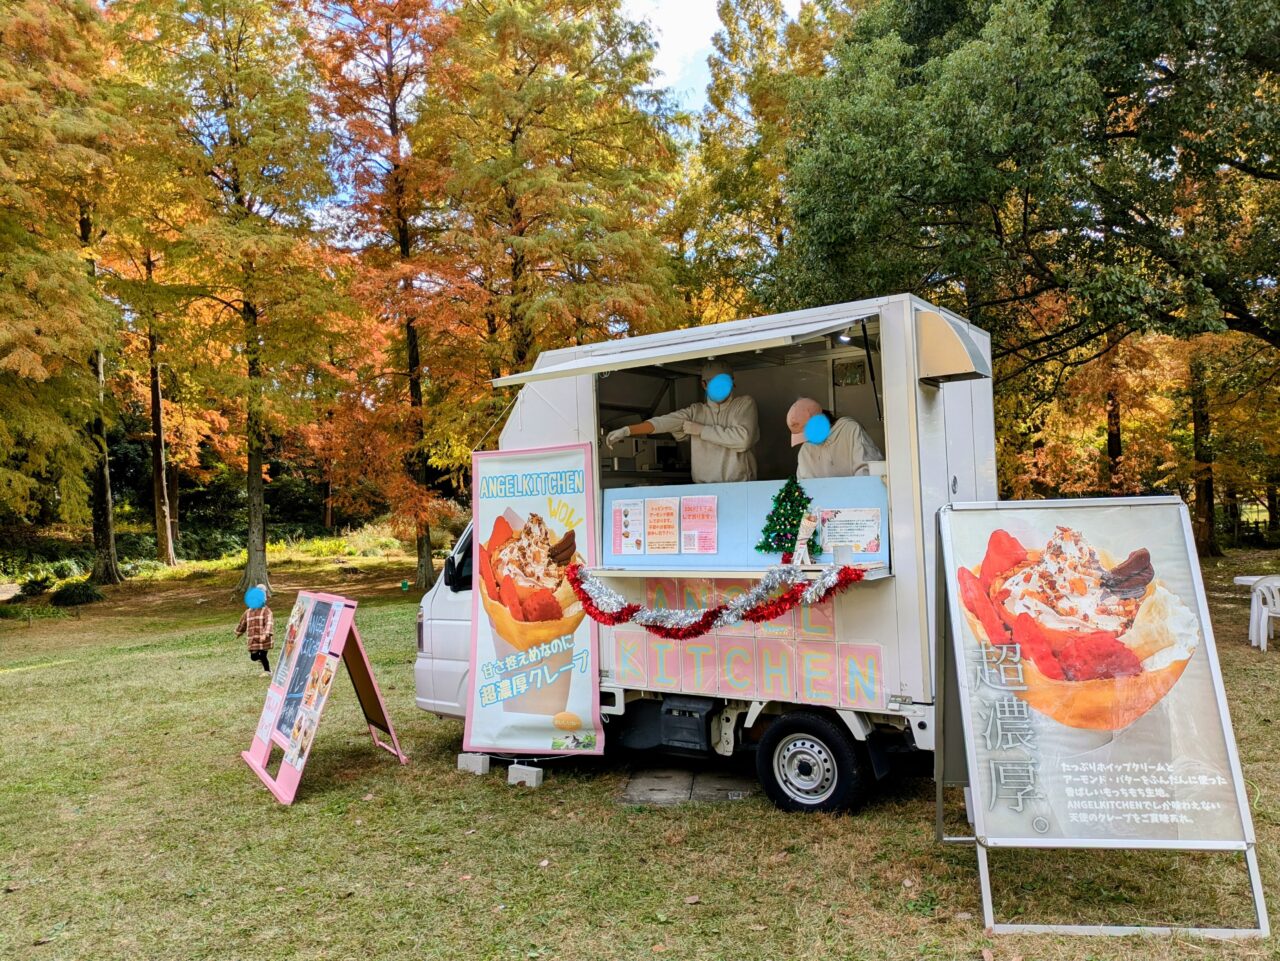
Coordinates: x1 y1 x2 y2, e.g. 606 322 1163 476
423 525 474 717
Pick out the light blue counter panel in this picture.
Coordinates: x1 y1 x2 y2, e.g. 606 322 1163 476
600 476 890 570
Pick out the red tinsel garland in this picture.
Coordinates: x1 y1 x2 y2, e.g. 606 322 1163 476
566 563 865 640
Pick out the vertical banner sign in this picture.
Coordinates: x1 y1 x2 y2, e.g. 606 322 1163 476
243 591 408 804
940 498 1267 937
467 444 603 754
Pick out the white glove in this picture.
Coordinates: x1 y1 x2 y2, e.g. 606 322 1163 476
606 427 631 449
682 420 703 437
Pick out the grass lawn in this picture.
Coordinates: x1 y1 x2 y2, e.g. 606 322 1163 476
2 550 1278 960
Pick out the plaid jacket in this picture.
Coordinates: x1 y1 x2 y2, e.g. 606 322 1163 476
236 606 274 652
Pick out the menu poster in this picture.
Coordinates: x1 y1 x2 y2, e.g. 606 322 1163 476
276 600 335 738
612 499 645 555
645 497 680 554
467 444 603 755
242 590 408 805
820 508 882 553
680 495 718 554
940 500 1251 846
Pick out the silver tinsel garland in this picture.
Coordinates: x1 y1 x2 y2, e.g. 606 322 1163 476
573 563 856 631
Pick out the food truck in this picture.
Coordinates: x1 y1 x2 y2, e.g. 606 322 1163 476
416 294 995 812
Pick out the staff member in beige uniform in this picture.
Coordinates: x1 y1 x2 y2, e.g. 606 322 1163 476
786 397 883 479
606 361 759 483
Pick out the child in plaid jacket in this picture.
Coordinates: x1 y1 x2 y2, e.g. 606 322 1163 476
235 585 274 673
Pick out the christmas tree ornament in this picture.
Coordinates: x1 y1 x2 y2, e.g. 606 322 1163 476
756 477 821 558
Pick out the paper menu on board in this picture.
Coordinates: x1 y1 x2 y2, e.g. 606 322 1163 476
679 495 718 554
612 499 645 555
820 508 882 553
645 497 679 554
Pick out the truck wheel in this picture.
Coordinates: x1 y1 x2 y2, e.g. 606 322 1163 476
756 712 870 813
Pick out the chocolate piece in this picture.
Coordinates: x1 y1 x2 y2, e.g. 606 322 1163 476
549 529 576 564
1102 548 1154 598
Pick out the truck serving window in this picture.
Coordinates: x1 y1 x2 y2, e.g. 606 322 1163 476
596 318 884 490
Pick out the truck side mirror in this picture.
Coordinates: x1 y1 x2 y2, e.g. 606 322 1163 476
442 550 472 593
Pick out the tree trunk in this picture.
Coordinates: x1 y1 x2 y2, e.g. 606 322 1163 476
1224 485 1240 545
167 462 180 549
79 202 123 586
146 254 177 566
399 213 436 592
238 299 270 592
1267 475 1279 535
1104 327 1123 493
1190 356 1222 557
1105 388 1122 493
89 348 124 585
324 479 334 530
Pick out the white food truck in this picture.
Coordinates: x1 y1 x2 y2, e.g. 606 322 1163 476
416 294 994 811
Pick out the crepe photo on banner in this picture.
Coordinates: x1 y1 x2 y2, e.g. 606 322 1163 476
941 499 1251 847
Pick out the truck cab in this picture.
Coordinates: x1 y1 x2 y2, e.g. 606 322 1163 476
416 294 995 811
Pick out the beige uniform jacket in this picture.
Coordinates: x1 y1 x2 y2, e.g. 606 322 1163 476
647 395 759 483
797 416 883 479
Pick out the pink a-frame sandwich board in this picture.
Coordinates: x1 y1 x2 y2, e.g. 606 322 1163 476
242 590 407 804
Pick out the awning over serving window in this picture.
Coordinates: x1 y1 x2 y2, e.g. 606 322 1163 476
490 300 890 387
915 309 991 383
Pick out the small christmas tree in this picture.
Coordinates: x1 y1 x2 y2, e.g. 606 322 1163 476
756 477 821 557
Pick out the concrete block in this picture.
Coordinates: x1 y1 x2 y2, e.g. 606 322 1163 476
508 763 544 788
457 753 490 775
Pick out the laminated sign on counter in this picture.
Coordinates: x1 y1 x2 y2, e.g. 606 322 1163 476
939 497 1267 937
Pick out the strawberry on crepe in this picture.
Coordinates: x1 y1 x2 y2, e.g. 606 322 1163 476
956 526 1199 731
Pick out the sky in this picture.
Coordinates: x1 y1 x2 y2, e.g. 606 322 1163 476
622 0 803 111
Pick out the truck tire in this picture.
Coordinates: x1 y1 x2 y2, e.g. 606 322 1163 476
755 711 871 813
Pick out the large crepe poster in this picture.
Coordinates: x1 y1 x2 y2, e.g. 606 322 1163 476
467 444 604 754
940 501 1253 847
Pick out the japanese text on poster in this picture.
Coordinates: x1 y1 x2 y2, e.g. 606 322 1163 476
820 507 882 553
612 499 644 555
680 495 718 554
645 497 679 554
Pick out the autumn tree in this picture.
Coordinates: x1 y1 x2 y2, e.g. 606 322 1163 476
692 0 850 317
120 0 349 589
416 0 686 466
0 0 116 533
309 0 458 589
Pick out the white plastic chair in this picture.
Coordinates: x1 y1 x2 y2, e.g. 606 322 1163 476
1249 576 1280 651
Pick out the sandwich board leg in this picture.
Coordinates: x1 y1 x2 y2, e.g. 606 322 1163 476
342 626 408 764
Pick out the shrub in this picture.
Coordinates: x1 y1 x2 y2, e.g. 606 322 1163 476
19 571 56 597
50 579 105 607
49 558 84 579
345 521 405 557
121 559 168 578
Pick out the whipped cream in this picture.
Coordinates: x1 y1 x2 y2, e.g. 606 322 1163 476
998 526 1139 633
493 513 563 591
